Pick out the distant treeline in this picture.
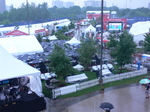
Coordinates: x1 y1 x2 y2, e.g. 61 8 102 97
0 2 150 25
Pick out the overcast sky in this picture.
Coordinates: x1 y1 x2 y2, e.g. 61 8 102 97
5 0 150 9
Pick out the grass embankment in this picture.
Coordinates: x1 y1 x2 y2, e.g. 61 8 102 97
42 70 148 98
57 74 148 98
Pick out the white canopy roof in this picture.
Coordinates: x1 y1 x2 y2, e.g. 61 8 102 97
18 25 45 35
129 21 150 43
48 35 58 40
65 37 81 45
84 24 96 33
73 64 84 71
0 45 43 96
0 45 40 80
66 73 88 83
129 21 150 36
0 35 43 55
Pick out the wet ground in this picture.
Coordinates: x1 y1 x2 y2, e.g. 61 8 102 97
44 83 150 112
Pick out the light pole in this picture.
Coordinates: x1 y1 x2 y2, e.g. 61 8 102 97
99 0 104 86
26 0 30 34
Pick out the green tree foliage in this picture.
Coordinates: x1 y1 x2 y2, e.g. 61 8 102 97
54 26 70 40
107 33 118 48
36 33 42 43
143 33 150 53
78 38 97 69
118 7 150 18
0 3 150 25
107 33 119 58
47 45 73 78
68 22 75 29
110 31 136 70
91 20 97 27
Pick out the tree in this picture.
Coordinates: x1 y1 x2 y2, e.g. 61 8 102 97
78 38 97 69
107 33 118 48
143 33 150 53
107 33 119 58
68 22 75 29
36 33 42 43
54 26 70 40
47 45 73 79
110 31 136 71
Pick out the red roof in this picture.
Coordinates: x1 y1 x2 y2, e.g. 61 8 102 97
35 29 46 33
5 30 29 36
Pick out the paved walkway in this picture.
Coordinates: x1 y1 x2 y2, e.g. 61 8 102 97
44 84 150 112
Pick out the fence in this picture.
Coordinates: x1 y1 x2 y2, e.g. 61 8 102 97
52 68 147 98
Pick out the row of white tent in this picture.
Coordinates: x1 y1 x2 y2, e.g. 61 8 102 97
0 19 70 37
0 35 43 55
0 35 44 97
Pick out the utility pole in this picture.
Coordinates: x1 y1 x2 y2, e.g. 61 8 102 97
99 0 104 86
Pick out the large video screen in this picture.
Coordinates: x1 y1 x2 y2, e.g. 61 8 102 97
108 22 123 31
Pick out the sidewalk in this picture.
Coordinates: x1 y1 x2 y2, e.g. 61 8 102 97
45 84 150 112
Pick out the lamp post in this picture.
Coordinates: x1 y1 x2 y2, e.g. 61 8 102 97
99 0 104 86
26 0 30 34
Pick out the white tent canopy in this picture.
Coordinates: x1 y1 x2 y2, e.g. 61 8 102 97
18 25 46 35
65 73 88 83
84 24 96 33
0 46 43 97
65 36 81 45
47 35 58 40
73 64 84 71
83 24 96 38
129 21 150 44
0 35 43 55
42 35 58 41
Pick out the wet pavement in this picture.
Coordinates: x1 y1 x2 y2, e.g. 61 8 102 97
44 84 150 112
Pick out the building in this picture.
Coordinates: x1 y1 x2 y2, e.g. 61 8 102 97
86 11 127 31
52 0 63 8
148 3 150 9
84 0 106 7
64 1 74 8
0 0 6 13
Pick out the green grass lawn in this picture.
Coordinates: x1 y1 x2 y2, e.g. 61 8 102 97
42 71 149 98
57 74 149 98
42 71 97 98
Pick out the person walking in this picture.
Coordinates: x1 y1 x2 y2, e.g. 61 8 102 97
145 83 150 98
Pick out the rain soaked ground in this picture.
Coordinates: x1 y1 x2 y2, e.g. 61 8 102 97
43 84 150 112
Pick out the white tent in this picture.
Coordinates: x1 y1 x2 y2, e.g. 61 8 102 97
48 35 58 40
0 46 43 97
83 24 96 38
18 25 46 35
129 21 150 44
65 37 81 45
73 64 84 71
0 35 43 55
84 24 96 33
65 73 88 83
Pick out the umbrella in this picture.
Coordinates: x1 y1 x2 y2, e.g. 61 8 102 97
99 102 114 110
139 79 150 84
96 37 109 42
